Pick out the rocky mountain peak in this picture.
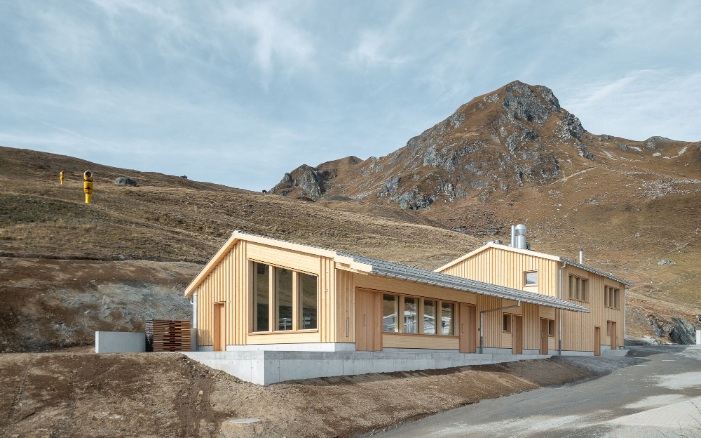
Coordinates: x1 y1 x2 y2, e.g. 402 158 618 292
270 81 656 210
501 80 561 124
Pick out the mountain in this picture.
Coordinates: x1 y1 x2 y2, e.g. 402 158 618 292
272 80 701 342
272 80 699 211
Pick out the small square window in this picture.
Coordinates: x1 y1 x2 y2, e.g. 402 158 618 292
525 271 538 286
503 314 512 333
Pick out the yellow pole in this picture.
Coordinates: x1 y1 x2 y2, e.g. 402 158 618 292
59 170 64 186
83 170 93 204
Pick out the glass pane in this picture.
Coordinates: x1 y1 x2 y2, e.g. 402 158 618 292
423 300 436 335
525 271 538 285
382 294 398 332
441 302 454 335
404 297 417 334
253 262 269 332
299 273 317 330
276 268 293 331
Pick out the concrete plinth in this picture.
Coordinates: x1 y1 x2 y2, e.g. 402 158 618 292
182 349 552 386
95 331 145 353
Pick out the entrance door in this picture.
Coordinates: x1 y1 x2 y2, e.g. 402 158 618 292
512 315 523 355
459 304 476 353
213 302 226 352
355 289 381 351
594 326 601 356
540 319 549 355
609 321 617 351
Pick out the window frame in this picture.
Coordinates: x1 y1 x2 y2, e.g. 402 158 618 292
604 285 620 310
503 313 512 333
524 271 538 287
249 261 319 334
568 274 589 303
379 292 458 337
547 319 555 337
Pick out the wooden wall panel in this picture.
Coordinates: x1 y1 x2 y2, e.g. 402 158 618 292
335 270 355 343
439 247 560 298
383 334 458 349
247 332 321 344
247 243 322 275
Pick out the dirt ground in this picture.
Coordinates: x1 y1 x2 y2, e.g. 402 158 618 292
0 351 593 437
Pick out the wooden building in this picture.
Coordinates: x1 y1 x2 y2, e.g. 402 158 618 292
183 231 591 355
436 238 630 355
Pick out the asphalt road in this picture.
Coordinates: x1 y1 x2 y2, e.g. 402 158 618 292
372 345 701 437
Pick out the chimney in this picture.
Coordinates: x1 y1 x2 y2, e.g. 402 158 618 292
579 248 583 264
514 224 527 249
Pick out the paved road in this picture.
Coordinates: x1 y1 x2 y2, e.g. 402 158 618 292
372 345 701 437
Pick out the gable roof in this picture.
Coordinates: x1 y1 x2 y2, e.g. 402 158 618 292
185 231 588 313
436 242 632 287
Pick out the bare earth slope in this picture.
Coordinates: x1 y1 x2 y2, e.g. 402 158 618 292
0 352 592 437
271 81 701 342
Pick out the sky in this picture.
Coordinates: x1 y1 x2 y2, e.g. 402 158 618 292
1 1 700 191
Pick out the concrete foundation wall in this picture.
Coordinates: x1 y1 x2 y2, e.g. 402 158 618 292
183 349 552 385
95 331 145 353
225 342 356 352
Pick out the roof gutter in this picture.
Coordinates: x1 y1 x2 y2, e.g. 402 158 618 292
479 301 521 354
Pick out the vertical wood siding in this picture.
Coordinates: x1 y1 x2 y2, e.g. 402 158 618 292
440 246 627 352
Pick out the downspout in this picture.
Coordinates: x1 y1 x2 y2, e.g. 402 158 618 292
191 292 198 351
479 301 521 354
558 261 567 355
623 286 627 348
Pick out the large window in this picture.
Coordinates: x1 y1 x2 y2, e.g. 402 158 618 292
383 294 399 332
404 297 418 334
299 273 317 329
251 262 318 333
441 302 455 336
253 263 270 332
604 286 620 309
423 300 436 335
568 275 589 302
381 293 456 336
276 268 293 330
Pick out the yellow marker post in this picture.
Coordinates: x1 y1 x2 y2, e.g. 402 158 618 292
83 170 93 204
59 170 64 186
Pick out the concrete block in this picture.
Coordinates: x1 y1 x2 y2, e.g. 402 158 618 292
95 331 145 353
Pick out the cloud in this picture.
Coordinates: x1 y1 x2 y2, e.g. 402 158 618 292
558 70 701 141
219 2 316 85
346 4 413 69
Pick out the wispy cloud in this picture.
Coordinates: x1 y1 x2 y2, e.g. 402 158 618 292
219 2 316 86
559 70 701 141
346 4 414 69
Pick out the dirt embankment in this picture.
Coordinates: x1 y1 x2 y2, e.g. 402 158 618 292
0 352 594 437
0 258 200 352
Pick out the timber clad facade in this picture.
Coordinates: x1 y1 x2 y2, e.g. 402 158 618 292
436 243 630 354
184 232 627 356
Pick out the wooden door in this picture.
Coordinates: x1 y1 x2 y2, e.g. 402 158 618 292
213 302 226 352
594 326 601 356
540 319 549 355
459 304 476 353
355 289 381 351
609 321 617 350
512 315 523 355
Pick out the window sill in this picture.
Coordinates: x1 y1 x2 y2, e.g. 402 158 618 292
382 332 458 338
248 329 319 335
